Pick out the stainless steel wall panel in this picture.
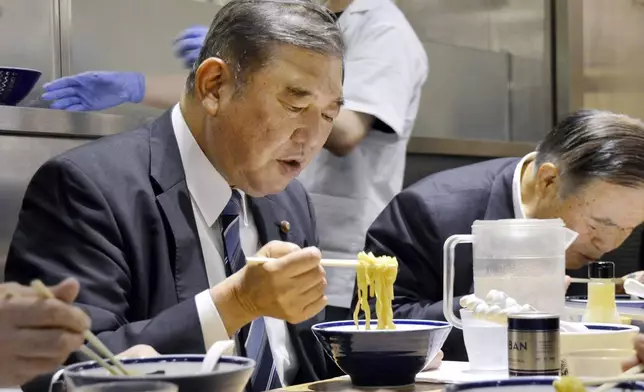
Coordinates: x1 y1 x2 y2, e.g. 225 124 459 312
413 42 510 141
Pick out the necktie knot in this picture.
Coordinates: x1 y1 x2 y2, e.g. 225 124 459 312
222 190 242 217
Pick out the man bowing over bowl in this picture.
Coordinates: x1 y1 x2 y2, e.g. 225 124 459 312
5 0 345 390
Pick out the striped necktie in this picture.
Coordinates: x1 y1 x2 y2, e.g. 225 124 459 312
220 191 282 391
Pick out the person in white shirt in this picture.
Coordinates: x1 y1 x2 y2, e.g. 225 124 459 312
6 1 346 390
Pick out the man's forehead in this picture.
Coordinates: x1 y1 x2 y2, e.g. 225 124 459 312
261 46 343 92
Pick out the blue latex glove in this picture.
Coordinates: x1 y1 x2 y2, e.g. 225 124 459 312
173 25 208 69
41 71 145 111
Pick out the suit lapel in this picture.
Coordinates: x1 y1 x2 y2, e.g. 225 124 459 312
156 184 209 302
149 110 209 303
247 196 299 245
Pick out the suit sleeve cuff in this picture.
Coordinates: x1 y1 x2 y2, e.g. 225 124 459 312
195 289 229 350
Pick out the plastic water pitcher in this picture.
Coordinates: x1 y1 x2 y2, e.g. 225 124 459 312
443 219 578 329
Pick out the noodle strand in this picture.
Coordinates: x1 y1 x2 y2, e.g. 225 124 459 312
353 251 398 330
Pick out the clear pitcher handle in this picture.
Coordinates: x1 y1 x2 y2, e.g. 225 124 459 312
443 234 473 330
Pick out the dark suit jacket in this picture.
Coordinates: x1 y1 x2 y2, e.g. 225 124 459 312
5 111 329 390
353 158 521 361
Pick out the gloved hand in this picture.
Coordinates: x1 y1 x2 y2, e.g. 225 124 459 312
173 25 208 69
41 71 145 111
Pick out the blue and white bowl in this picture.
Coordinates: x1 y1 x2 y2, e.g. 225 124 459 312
312 319 451 388
0 67 41 106
60 355 254 392
446 377 644 392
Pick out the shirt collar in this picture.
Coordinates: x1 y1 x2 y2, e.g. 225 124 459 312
171 104 248 227
512 151 537 219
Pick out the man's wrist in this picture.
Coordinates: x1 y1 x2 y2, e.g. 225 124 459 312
210 276 255 336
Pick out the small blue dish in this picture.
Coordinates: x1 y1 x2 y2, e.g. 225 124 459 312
60 355 254 392
312 319 451 388
446 377 644 392
0 67 42 106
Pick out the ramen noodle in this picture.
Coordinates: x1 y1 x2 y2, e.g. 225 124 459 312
553 376 586 392
353 251 398 330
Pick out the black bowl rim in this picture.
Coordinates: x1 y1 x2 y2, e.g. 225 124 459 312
311 319 451 333
0 67 43 75
64 355 255 381
445 377 644 392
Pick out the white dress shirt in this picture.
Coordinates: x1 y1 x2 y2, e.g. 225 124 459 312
171 104 299 386
511 152 537 219
298 0 429 308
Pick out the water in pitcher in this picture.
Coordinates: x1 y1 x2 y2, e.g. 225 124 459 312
473 256 566 316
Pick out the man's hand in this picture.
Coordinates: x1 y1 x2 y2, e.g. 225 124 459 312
116 345 160 359
622 333 644 371
0 278 90 387
211 241 327 335
237 241 327 323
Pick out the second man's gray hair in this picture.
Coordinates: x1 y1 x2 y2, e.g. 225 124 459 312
535 109 644 196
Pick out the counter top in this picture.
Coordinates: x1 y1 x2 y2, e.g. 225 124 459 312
275 377 444 392
0 106 149 138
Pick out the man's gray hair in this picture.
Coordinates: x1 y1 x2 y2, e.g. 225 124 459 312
535 109 644 196
186 0 344 92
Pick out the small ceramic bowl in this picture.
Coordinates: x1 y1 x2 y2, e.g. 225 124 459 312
445 377 644 392
566 348 636 378
560 323 640 376
312 319 451 388
60 355 254 392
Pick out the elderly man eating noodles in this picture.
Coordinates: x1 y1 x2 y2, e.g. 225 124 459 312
5 0 345 390
359 109 644 362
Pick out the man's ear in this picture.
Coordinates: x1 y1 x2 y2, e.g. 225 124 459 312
535 162 560 201
194 57 234 116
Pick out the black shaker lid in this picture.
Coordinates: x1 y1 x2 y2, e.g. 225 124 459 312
508 313 559 330
588 261 615 279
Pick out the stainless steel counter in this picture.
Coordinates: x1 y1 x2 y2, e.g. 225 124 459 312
0 106 150 138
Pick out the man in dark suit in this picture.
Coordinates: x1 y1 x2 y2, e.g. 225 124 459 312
358 110 644 361
5 1 344 391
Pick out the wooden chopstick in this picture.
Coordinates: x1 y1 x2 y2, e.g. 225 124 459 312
246 256 358 268
569 277 625 284
581 364 644 390
79 345 119 376
30 280 131 376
